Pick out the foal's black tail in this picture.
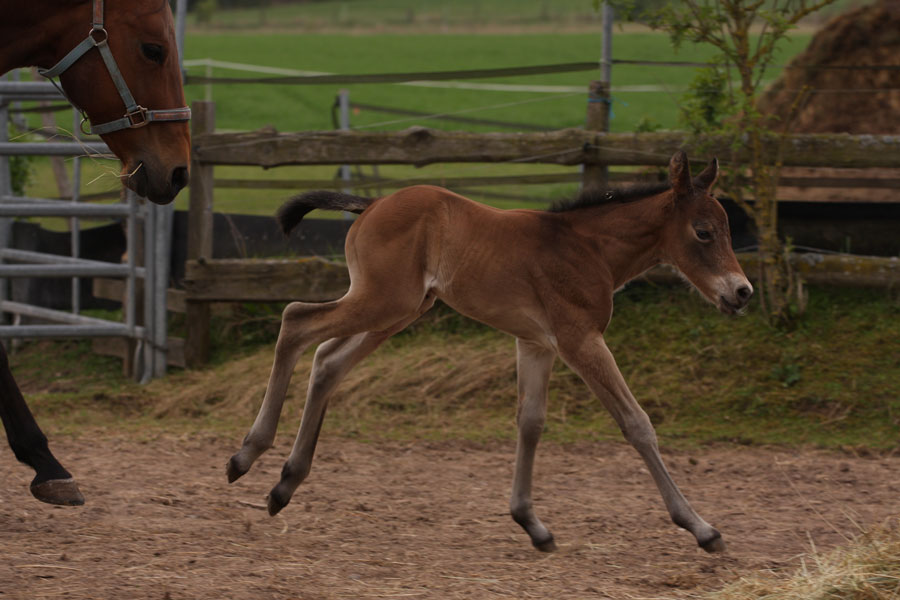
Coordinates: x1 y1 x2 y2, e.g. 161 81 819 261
276 191 375 235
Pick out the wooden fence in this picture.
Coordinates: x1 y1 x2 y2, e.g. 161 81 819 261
180 100 900 367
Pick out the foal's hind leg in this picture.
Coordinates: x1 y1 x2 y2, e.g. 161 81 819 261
267 294 436 515
510 339 557 551
265 331 389 515
228 292 424 483
559 334 725 553
226 303 314 482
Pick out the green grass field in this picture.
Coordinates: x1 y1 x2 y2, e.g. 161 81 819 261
180 31 810 133
17 28 812 219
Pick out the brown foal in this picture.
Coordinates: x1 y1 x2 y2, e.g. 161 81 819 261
228 151 752 553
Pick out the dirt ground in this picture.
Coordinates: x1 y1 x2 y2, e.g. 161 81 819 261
1 435 898 600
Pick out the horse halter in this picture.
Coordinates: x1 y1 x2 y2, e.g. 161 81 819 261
38 0 191 135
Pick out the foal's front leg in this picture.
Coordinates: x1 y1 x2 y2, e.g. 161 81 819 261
560 335 725 553
510 338 557 551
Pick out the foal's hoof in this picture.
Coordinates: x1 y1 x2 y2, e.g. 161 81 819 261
266 488 291 516
30 478 85 506
226 455 248 483
532 534 558 553
700 532 727 554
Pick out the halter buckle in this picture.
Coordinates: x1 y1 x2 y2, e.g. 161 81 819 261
126 106 150 128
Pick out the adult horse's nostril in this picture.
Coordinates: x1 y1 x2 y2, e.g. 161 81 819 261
736 285 752 302
171 166 189 195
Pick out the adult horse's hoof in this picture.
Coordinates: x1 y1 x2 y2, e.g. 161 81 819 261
700 532 727 553
30 478 85 506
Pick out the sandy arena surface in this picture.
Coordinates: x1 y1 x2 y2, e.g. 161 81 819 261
1 435 898 599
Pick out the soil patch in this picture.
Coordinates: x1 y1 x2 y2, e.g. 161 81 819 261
1 435 898 599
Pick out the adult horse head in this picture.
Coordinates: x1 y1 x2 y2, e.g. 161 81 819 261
0 0 191 204
0 0 191 507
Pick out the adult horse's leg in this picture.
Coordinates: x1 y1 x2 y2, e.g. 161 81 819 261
559 334 725 553
267 293 436 515
0 344 84 505
509 338 557 551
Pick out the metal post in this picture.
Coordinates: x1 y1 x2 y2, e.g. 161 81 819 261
142 198 155 383
204 61 213 102
0 82 11 322
152 202 172 377
70 108 81 314
583 3 614 193
601 2 613 85
175 0 188 66
125 190 136 337
338 89 352 194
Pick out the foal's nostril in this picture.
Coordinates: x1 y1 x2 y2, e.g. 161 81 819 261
170 166 189 195
736 285 752 302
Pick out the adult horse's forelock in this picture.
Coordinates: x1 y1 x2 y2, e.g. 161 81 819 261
55 0 191 204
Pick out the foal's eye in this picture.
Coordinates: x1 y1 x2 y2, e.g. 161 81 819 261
695 229 713 242
141 43 165 64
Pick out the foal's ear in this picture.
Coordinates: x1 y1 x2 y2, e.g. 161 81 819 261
694 157 719 192
668 150 693 197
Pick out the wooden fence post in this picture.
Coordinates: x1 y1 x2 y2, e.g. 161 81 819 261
185 100 215 368
582 80 611 192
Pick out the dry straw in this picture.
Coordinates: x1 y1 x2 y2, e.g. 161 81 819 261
705 520 900 600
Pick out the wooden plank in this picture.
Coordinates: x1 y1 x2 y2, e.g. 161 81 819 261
92 278 187 314
193 129 900 169
643 253 899 288
184 252 897 309
92 336 186 369
185 101 216 368
188 101 216 262
183 258 350 302
213 171 586 191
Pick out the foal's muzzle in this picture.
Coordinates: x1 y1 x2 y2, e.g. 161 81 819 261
718 279 753 315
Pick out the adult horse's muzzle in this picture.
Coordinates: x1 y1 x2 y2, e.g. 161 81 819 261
126 161 190 205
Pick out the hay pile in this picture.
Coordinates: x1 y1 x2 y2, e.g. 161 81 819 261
707 520 900 600
758 0 900 134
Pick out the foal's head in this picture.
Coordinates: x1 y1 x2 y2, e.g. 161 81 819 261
662 151 753 315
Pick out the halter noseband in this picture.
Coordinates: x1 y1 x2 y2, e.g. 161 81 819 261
38 0 191 135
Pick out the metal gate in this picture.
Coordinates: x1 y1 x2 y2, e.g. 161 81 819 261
0 77 171 381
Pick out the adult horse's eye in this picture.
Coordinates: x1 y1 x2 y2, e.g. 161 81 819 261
695 229 713 242
141 43 165 64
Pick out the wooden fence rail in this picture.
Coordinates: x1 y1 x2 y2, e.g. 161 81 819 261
193 128 900 169
183 254 900 305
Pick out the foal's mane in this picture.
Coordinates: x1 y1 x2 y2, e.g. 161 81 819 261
547 182 671 213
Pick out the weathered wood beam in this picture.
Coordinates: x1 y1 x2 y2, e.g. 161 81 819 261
184 253 898 306
183 257 351 302
644 253 899 288
192 128 900 169
92 337 186 369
